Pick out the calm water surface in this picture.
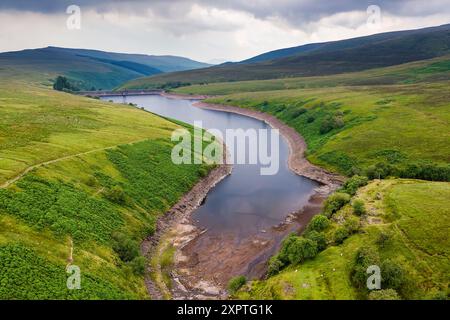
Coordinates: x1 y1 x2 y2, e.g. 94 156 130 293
103 95 318 236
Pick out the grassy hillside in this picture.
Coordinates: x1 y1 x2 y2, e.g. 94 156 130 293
174 56 450 95
120 24 450 89
0 47 210 90
204 81 450 180
235 179 450 300
0 76 214 299
242 24 450 64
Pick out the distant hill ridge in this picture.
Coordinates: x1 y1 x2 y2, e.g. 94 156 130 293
120 23 450 89
0 46 210 90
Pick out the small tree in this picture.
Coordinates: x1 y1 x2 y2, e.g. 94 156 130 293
323 193 351 217
341 175 369 196
279 235 318 265
307 215 330 232
305 231 327 251
267 255 284 276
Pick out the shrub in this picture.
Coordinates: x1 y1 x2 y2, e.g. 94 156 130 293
112 233 140 262
319 116 345 134
375 232 390 248
307 116 315 123
305 231 327 251
105 186 127 205
344 216 360 234
400 162 450 182
307 215 330 232
319 118 334 134
368 289 400 300
53 76 79 92
366 162 394 179
198 167 209 177
292 108 307 118
381 259 405 290
85 176 98 187
323 193 351 217
341 175 369 196
279 235 318 265
267 255 285 276
334 227 349 244
228 276 247 294
351 246 380 289
352 200 366 216
129 256 146 276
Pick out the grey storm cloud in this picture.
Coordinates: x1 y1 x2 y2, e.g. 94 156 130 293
1 0 449 25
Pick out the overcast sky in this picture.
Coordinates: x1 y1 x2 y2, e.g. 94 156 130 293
1 0 449 62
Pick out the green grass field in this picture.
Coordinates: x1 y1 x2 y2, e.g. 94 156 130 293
171 56 450 96
236 179 450 300
203 81 450 179
0 74 215 299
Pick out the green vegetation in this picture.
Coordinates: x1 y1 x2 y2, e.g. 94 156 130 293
352 200 366 216
53 76 79 92
0 70 215 299
228 276 247 294
234 179 450 300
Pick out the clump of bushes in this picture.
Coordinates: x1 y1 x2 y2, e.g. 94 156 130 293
53 76 79 92
305 231 327 251
323 192 351 218
319 113 345 134
344 216 360 234
334 227 349 244
228 276 247 294
112 232 140 262
129 256 146 276
351 246 380 289
105 186 128 205
352 200 366 216
268 233 319 275
341 175 369 196
112 232 146 275
278 234 318 265
291 108 307 118
366 161 450 182
267 255 285 276
307 215 330 232
381 259 406 290
375 231 391 248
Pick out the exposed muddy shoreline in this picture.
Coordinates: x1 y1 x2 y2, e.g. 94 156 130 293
142 93 344 300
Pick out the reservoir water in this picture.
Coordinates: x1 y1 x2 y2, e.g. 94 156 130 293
103 95 318 238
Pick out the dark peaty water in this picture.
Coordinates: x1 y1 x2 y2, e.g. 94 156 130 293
103 95 318 237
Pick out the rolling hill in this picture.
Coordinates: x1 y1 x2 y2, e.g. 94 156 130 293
120 23 450 89
0 46 210 90
0 60 215 299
